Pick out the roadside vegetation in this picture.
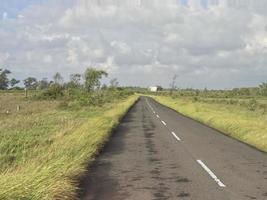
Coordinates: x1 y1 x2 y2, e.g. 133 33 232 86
151 83 267 153
0 68 138 199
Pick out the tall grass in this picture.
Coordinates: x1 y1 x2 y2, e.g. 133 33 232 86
0 92 138 199
153 96 267 152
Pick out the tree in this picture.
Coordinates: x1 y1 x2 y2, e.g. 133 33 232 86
84 68 108 92
69 73 81 88
259 82 267 96
101 84 108 90
53 72 64 85
38 78 49 90
109 78 119 89
0 69 11 90
10 78 20 88
24 77 38 90
156 85 163 91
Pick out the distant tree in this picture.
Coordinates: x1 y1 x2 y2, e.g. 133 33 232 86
101 84 108 90
49 81 54 87
248 87 259 96
69 73 81 88
84 68 108 92
156 85 163 91
24 77 38 90
109 78 119 89
259 82 267 96
53 72 64 85
38 78 49 90
195 89 200 96
10 78 20 88
232 88 240 96
0 69 11 90
203 87 208 96
239 88 250 96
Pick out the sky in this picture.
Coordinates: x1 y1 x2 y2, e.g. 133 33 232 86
1 0 267 89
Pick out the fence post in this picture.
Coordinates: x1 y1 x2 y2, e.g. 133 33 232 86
25 88 28 98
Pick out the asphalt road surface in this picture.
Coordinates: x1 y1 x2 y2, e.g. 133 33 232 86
79 97 267 200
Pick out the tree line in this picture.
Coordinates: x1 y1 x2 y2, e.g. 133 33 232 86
2 67 267 98
0 67 129 108
144 84 267 98
170 84 267 98
0 67 119 91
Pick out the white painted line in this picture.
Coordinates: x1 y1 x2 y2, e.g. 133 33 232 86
156 115 160 118
171 132 181 141
146 101 153 110
161 120 167 126
197 160 226 187
146 98 158 116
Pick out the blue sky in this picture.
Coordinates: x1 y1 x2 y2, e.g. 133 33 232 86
1 0 41 18
0 0 74 19
1 0 267 89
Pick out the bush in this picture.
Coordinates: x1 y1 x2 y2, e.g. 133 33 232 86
248 98 257 111
33 85 134 109
193 96 199 102
229 99 238 105
39 84 64 99
259 104 267 114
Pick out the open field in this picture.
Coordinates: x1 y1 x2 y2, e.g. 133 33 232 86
152 95 267 153
0 91 138 199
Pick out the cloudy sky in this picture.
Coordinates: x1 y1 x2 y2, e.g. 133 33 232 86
1 0 267 89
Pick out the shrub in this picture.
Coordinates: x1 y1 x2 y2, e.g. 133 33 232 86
193 96 199 102
39 84 64 99
229 99 238 105
248 98 257 111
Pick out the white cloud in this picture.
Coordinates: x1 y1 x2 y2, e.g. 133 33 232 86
43 55 53 63
17 14 24 19
67 49 78 64
26 51 32 61
2 12 8 20
110 41 131 54
1 0 267 88
0 52 10 63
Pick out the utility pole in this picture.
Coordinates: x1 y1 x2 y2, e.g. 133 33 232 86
170 74 178 95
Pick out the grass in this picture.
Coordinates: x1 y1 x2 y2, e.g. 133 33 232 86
0 92 138 200
152 95 267 152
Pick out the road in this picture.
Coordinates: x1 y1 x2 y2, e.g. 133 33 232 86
79 97 267 200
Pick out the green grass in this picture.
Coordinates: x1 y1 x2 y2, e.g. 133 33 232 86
153 95 267 152
0 92 138 200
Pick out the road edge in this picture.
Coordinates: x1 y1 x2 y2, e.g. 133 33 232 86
149 96 267 155
76 96 140 199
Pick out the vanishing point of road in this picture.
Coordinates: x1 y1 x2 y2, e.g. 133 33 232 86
79 97 267 200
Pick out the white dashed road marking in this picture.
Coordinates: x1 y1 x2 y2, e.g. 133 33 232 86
171 132 181 141
197 160 226 187
146 98 155 112
146 97 226 189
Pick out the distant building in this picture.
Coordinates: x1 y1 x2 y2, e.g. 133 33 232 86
149 86 163 92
